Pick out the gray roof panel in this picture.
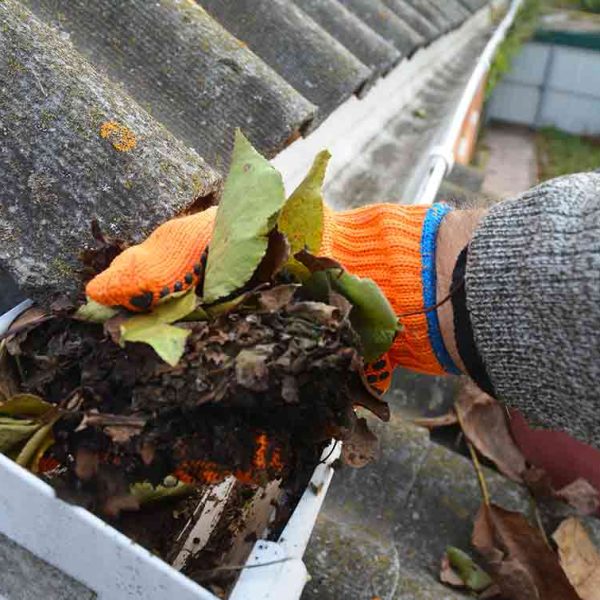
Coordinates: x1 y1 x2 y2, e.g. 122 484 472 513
0 0 221 302
200 0 372 123
337 0 426 57
438 0 472 26
22 0 317 170
457 0 489 12
292 0 402 76
381 0 442 43
401 0 453 33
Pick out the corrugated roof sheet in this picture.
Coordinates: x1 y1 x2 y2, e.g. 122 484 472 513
200 0 372 121
22 0 317 169
402 0 455 33
338 0 425 56
459 0 490 11
292 0 402 76
382 0 442 43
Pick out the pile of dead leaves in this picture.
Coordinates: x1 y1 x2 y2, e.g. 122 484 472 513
0 131 396 517
424 380 600 600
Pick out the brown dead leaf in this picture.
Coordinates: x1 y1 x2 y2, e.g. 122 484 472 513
348 378 390 422
104 425 143 444
328 291 352 320
553 517 600 600
3 307 50 341
341 417 379 468
522 465 555 499
472 503 579 600
294 249 343 273
556 479 600 516
74 448 99 481
102 494 140 519
0 342 18 402
104 314 128 344
456 380 526 482
255 285 298 313
252 230 290 284
235 347 270 392
287 301 340 325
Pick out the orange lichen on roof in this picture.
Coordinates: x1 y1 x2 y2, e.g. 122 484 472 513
99 120 138 152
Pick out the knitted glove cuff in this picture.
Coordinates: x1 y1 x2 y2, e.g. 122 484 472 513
321 203 457 376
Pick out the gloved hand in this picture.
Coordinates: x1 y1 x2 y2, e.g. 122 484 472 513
86 202 458 388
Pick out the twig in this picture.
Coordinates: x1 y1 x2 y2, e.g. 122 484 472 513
318 440 339 465
194 556 296 575
456 407 490 506
529 495 551 548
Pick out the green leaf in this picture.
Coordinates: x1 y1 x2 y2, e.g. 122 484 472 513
0 417 40 453
0 394 53 417
446 546 493 592
75 298 118 323
120 288 196 366
203 130 286 303
278 150 330 280
333 272 399 362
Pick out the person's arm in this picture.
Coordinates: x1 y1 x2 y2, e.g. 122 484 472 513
436 172 600 448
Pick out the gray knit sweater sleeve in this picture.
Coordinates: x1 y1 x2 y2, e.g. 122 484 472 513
465 172 600 448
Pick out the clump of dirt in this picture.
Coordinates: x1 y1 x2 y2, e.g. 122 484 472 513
13 291 366 486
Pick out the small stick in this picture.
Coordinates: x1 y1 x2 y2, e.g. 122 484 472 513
529 495 551 548
456 407 490 506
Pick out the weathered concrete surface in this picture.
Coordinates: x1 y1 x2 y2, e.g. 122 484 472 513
304 515 400 600
303 407 533 600
482 123 539 199
0 0 221 304
0 533 95 600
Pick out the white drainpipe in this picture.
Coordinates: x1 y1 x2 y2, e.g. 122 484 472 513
413 0 525 204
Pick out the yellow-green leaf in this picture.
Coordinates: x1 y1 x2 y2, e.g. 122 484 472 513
0 417 40 453
203 130 286 303
120 288 197 365
75 298 118 323
278 150 330 281
122 323 189 366
0 394 53 417
130 480 192 504
16 417 58 469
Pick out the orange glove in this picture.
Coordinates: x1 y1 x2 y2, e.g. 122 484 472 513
86 203 459 383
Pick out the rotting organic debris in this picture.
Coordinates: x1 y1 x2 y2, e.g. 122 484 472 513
0 132 396 574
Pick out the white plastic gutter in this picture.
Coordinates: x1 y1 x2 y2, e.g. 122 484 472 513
229 441 341 600
413 0 525 204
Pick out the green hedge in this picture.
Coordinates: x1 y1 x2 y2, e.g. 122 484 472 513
486 0 541 98
582 0 600 12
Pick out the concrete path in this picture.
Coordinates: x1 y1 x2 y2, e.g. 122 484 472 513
482 123 538 199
